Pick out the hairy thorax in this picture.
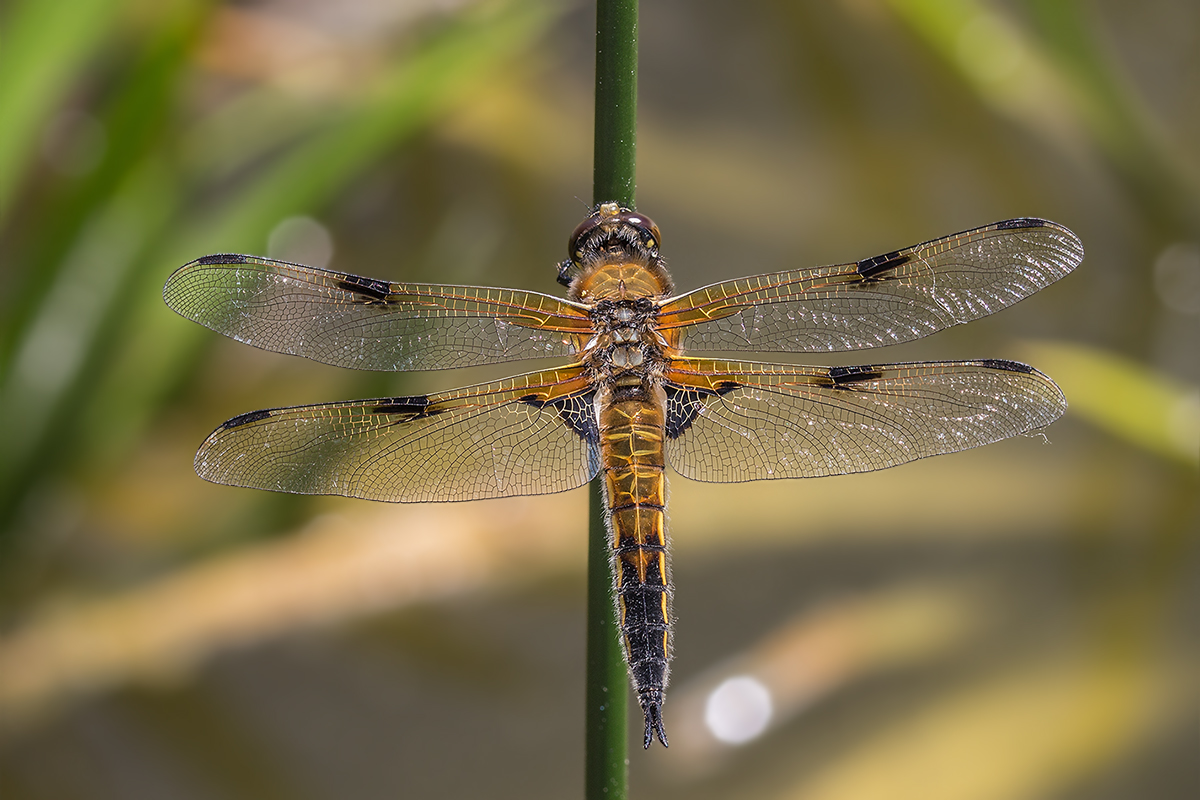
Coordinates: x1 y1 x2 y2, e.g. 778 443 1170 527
573 256 677 385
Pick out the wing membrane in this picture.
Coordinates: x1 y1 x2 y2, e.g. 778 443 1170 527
164 255 593 371
659 219 1083 353
195 368 600 502
663 358 1065 482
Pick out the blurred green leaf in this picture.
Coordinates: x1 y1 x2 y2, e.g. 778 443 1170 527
0 0 126 215
885 0 1200 234
1021 339 1200 468
0 0 560 541
1 1 212 372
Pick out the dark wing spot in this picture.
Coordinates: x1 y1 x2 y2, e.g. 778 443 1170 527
995 218 1048 230
521 391 598 443
665 386 704 439
830 365 884 387
371 396 435 416
337 274 392 302
222 408 273 428
856 249 911 279
976 359 1034 374
197 253 250 266
664 383 738 439
555 392 599 443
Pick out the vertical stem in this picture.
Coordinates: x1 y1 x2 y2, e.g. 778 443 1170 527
593 0 638 208
585 480 628 799
586 1 637 797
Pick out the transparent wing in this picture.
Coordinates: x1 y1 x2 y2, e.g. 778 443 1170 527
658 219 1083 353
164 255 593 371
195 368 600 502
663 358 1066 482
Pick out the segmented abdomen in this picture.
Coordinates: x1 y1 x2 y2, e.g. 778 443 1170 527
598 379 671 746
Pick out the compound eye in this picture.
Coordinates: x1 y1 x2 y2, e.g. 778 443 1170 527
643 222 662 250
623 212 661 251
567 215 603 261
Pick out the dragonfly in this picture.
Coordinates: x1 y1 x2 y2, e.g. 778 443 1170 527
163 203 1083 748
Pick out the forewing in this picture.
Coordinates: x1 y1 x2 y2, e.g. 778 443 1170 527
659 219 1083 353
664 359 1066 482
164 255 593 371
195 368 600 502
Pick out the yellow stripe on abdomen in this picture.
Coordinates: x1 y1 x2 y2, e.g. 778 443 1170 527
598 380 671 746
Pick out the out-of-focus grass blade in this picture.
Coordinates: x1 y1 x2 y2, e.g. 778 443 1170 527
0 0 559 540
0 160 177 517
1015 0 1200 224
1020 340 1199 468
664 582 981 771
883 0 1079 145
0 2 212 374
87 0 558 454
884 0 1199 229
778 647 1196 800
0 491 583 732
0 0 125 216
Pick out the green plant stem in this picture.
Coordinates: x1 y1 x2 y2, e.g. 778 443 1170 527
585 480 628 798
593 0 638 208
586 1 637 797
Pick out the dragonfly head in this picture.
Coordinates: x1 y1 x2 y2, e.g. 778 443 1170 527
558 203 664 290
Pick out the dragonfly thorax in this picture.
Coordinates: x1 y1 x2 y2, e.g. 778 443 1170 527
583 298 668 379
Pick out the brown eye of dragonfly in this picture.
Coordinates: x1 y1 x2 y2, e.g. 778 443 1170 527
567 215 602 259
622 212 660 251
567 207 662 262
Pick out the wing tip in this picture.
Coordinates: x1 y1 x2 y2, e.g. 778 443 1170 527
995 217 1086 266
163 254 257 309
974 358 1069 424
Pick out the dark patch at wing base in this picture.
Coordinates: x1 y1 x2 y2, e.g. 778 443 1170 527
520 391 598 444
665 382 741 439
665 359 1068 483
195 371 601 503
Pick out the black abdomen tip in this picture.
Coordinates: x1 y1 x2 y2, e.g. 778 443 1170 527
641 695 669 749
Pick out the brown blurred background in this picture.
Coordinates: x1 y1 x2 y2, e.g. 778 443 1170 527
0 0 1196 798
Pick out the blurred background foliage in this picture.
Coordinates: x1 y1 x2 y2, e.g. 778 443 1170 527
0 0 1196 798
